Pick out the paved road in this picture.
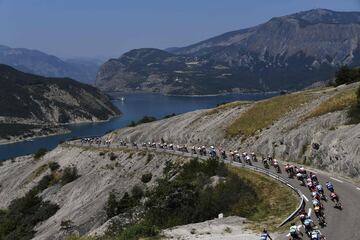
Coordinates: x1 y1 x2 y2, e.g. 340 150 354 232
69 140 360 240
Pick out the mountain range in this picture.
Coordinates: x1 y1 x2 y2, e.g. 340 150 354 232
95 9 360 95
0 45 102 84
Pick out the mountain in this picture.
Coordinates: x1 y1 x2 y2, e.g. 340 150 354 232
0 64 120 125
0 45 102 84
96 9 360 95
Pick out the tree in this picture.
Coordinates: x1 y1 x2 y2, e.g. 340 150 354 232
335 66 352 86
105 191 118 219
335 66 360 86
61 166 79 185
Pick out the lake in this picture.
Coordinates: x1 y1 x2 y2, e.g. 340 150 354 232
0 92 276 161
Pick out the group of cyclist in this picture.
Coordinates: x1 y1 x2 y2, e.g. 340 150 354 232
77 138 345 240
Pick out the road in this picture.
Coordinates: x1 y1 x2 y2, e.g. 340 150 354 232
69 140 360 240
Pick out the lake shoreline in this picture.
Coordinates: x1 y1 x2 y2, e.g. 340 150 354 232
0 115 120 146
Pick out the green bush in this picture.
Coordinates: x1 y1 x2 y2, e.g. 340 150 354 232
348 86 360 124
128 116 157 127
109 152 117 161
48 162 60 172
61 166 79 185
34 148 48 159
131 185 144 200
115 222 158 240
0 182 59 239
105 192 139 219
144 158 257 229
335 66 360 86
163 113 176 119
141 173 153 183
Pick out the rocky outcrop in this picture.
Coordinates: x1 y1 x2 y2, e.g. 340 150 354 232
96 9 360 95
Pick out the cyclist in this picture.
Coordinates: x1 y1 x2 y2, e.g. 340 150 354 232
260 229 273 240
289 223 302 239
311 229 325 240
325 181 334 192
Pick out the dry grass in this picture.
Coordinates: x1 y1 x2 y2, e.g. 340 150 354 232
226 92 313 138
204 101 251 116
228 165 298 231
301 88 357 122
24 164 48 184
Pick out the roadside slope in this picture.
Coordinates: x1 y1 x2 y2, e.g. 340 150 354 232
108 83 360 179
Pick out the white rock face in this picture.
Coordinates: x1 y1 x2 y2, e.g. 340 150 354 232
162 216 275 240
0 145 187 240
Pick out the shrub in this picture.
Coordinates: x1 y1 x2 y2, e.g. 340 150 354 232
144 158 257 228
115 222 158 240
48 161 60 172
105 191 119 219
146 154 154 164
105 192 139 219
0 185 59 239
109 152 117 161
131 185 144 200
163 113 176 119
60 166 79 185
335 66 360 86
34 148 48 159
141 173 153 183
128 116 157 127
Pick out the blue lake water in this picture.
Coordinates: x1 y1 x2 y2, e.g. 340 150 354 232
0 92 276 161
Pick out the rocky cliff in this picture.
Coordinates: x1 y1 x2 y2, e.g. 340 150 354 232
96 9 360 95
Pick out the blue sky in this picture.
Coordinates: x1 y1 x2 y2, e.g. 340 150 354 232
1 0 360 59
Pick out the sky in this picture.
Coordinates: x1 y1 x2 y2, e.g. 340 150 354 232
1 0 360 59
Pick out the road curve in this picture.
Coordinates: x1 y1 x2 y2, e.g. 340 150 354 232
68 140 360 240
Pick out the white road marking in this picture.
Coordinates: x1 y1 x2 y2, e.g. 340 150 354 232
303 194 309 202
356 187 360 191
330 177 344 183
308 208 312 217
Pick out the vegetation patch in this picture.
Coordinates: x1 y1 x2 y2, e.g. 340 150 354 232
227 165 298 231
226 92 312 138
0 175 59 239
60 166 79 185
34 148 48 159
302 88 357 122
141 173 153 183
333 66 360 86
0 123 40 139
348 86 360 124
205 101 250 116
128 116 157 127
24 164 48 184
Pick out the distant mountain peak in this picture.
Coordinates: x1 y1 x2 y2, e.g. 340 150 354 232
0 45 101 84
96 9 360 95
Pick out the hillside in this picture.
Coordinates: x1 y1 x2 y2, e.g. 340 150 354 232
96 9 360 95
108 82 360 179
0 64 120 142
0 144 295 240
0 45 102 84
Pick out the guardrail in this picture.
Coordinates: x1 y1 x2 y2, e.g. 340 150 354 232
69 140 305 228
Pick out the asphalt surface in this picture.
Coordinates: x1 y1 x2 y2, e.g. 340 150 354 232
70 140 360 240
